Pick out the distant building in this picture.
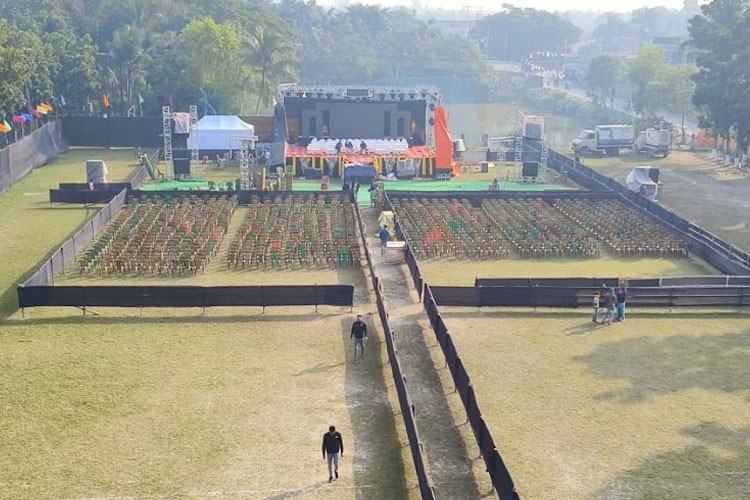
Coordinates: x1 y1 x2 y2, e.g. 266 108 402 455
432 19 479 38
649 36 690 65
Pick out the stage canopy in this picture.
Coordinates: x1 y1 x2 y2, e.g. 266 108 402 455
187 115 255 151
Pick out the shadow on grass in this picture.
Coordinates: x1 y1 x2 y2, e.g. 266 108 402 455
574 329 750 403
598 422 750 499
340 314 409 500
1 310 351 327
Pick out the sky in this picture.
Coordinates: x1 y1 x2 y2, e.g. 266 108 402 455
321 0 689 14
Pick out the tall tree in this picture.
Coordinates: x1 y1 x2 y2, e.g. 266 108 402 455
628 45 669 116
473 7 582 62
688 0 750 155
586 54 624 106
246 25 299 114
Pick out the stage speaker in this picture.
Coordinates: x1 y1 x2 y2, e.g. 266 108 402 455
648 167 660 183
268 141 287 167
522 161 539 177
174 158 191 177
486 151 499 161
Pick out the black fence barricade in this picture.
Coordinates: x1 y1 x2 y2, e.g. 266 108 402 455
18 285 355 310
352 197 436 499
0 121 67 196
421 282 520 499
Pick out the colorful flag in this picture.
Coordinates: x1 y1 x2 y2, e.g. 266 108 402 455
22 113 32 122
59 95 67 107
12 115 24 124
36 105 48 115
102 94 111 108
40 103 53 112
138 93 144 105
30 109 42 119
0 120 10 133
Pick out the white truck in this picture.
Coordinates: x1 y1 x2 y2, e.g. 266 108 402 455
571 124 635 157
635 128 671 158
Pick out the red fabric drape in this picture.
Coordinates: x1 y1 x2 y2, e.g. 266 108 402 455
434 106 453 169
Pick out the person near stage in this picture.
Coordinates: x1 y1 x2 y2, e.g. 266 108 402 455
615 285 628 321
335 139 343 155
378 225 391 255
359 140 367 154
88 178 95 191
344 139 354 153
322 425 344 483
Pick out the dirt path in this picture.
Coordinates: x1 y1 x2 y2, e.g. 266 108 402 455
360 206 486 499
205 206 247 274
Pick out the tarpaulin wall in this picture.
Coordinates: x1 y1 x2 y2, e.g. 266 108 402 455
434 106 453 169
62 116 164 147
18 285 354 309
353 198 436 499
0 120 68 195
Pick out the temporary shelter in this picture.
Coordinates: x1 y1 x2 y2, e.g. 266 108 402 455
186 115 255 151
626 166 659 201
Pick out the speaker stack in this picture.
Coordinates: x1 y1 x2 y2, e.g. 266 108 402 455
522 161 539 183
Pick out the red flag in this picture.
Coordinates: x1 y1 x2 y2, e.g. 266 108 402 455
102 95 111 108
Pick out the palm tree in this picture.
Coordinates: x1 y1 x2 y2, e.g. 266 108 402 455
246 26 299 115
106 25 148 109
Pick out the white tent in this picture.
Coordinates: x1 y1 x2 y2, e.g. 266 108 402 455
626 166 659 201
186 115 255 151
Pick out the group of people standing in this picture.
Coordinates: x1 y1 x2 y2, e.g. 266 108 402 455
592 284 627 325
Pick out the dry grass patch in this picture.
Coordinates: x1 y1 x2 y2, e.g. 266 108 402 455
439 307 750 500
418 254 716 286
0 306 414 500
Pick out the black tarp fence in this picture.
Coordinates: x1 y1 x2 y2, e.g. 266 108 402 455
430 285 750 308
477 276 750 287
423 284 521 500
384 193 519 498
63 116 164 148
0 120 68 195
353 198 436 499
18 285 353 309
22 188 128 287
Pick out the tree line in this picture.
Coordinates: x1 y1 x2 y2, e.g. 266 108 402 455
0 0 488 120
0 0 747 156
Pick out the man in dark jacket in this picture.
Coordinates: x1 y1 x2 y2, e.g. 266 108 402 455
351 314 367 361
322 425 344 482
615 286 628 321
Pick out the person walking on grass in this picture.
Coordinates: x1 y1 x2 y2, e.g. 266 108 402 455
378 225 391 255
322 425 344 483
591 291 601 323
351 314 367 361
602 288 616 325
616 285 628 321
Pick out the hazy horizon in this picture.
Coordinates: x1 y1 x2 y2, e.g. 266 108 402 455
318 0 695 14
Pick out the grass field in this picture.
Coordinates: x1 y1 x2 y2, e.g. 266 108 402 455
0 149 417 499
418 254 717 286
439 307 750 500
